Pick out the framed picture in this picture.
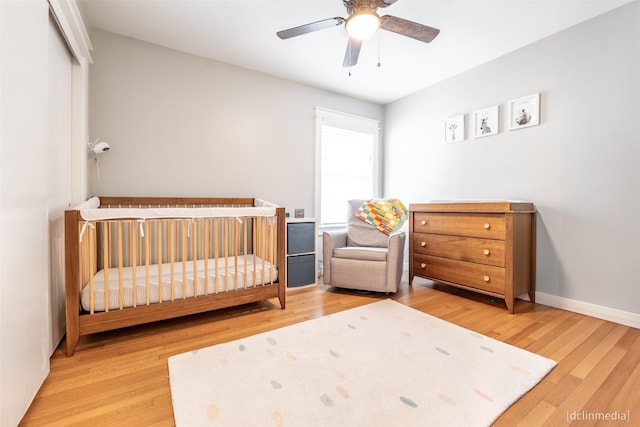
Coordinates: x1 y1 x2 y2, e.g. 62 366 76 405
444 115 464 143
473 105 499 138
509 93 540 130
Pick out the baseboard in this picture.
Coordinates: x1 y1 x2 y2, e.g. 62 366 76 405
535 292 640 329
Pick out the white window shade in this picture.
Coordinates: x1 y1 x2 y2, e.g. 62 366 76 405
315 108 380 227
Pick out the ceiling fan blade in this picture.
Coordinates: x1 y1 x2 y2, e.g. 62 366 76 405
380 15 440 43
277 17 345 39
380 0 399 6
343 38 363 67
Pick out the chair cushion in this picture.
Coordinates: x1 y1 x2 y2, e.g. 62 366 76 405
333 246 388 262
346 199 389 248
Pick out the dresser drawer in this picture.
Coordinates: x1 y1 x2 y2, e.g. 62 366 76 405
413 254 505 294
413 233 506 267
413 213 506 240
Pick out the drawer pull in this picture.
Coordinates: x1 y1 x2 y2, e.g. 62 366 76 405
483 275 490 282
484 223 491 230
420 241 427 247
483 249 490 256
421 220 427 226
420 263 426 269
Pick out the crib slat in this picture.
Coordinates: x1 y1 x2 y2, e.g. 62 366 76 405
130 222 137 308
157 220 163 304
234 219 239 291
118 222 124 310
192 220 197 298
271 217 276 285
169 220 175 301
204 219 209 296
89 224 95 314
268 217 272 284
267 217 272 283
145 221 150 305
254 217 259 286
261 217 266 286
78 223 85 296
243 219 248 289
224 218 229 292
264 217 268 284
265 217 270 284
214 218 219 294
252 217 257 287
182 219 187 299
270 217 274 284
103 222 110 312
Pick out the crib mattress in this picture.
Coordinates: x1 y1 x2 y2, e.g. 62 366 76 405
81 256 277 312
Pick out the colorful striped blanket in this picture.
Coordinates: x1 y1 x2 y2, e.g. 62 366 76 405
356 198 407 235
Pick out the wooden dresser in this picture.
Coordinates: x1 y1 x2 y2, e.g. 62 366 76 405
409 201 536 313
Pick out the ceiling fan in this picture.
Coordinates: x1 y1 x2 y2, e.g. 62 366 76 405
276 0 440 68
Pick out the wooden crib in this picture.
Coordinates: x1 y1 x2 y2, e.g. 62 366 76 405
64 196 286 356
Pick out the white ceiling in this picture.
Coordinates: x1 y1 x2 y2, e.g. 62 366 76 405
78 0 632 104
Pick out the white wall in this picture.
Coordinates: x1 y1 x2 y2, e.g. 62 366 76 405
0 2 52 425
88 30 383 215
384 2 640 322
47 15 73 354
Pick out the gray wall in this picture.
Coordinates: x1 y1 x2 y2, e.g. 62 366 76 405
88 30 383 215
384 2 640 315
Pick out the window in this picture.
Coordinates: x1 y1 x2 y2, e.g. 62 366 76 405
315 107 380 228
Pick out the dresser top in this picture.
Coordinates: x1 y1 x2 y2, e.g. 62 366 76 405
409 200 535 213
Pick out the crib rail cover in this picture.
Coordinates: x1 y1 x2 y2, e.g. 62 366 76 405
79 206 277 221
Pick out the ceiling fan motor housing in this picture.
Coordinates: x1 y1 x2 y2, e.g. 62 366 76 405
343 0 393 16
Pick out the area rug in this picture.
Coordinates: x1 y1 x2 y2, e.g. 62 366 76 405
168 299 556 426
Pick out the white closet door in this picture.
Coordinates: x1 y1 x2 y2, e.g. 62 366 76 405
0 2 50 426
47 15 73 353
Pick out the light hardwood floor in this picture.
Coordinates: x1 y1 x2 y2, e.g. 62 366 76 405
21 276 639 426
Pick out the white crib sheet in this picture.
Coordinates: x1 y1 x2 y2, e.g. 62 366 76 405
81 256 277 312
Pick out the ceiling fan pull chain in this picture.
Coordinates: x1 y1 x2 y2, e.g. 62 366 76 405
377 31 381 67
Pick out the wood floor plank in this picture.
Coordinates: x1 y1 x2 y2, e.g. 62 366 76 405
19 277 640 426
514 399 557 427
543 322 620 387
542 317 606 367
542 346 627 426
570 323 629 379
543 374 582 408
596 332 640 419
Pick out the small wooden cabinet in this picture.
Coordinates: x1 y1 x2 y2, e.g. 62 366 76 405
409 201 536 313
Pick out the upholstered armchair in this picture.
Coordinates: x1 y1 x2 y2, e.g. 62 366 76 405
322 199 406 293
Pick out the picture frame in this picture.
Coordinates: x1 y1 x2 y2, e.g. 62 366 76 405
473 105 499 138
509 93 540 130
444 115 464 143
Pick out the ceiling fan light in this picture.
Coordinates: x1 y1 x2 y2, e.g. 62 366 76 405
345 11 381 40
